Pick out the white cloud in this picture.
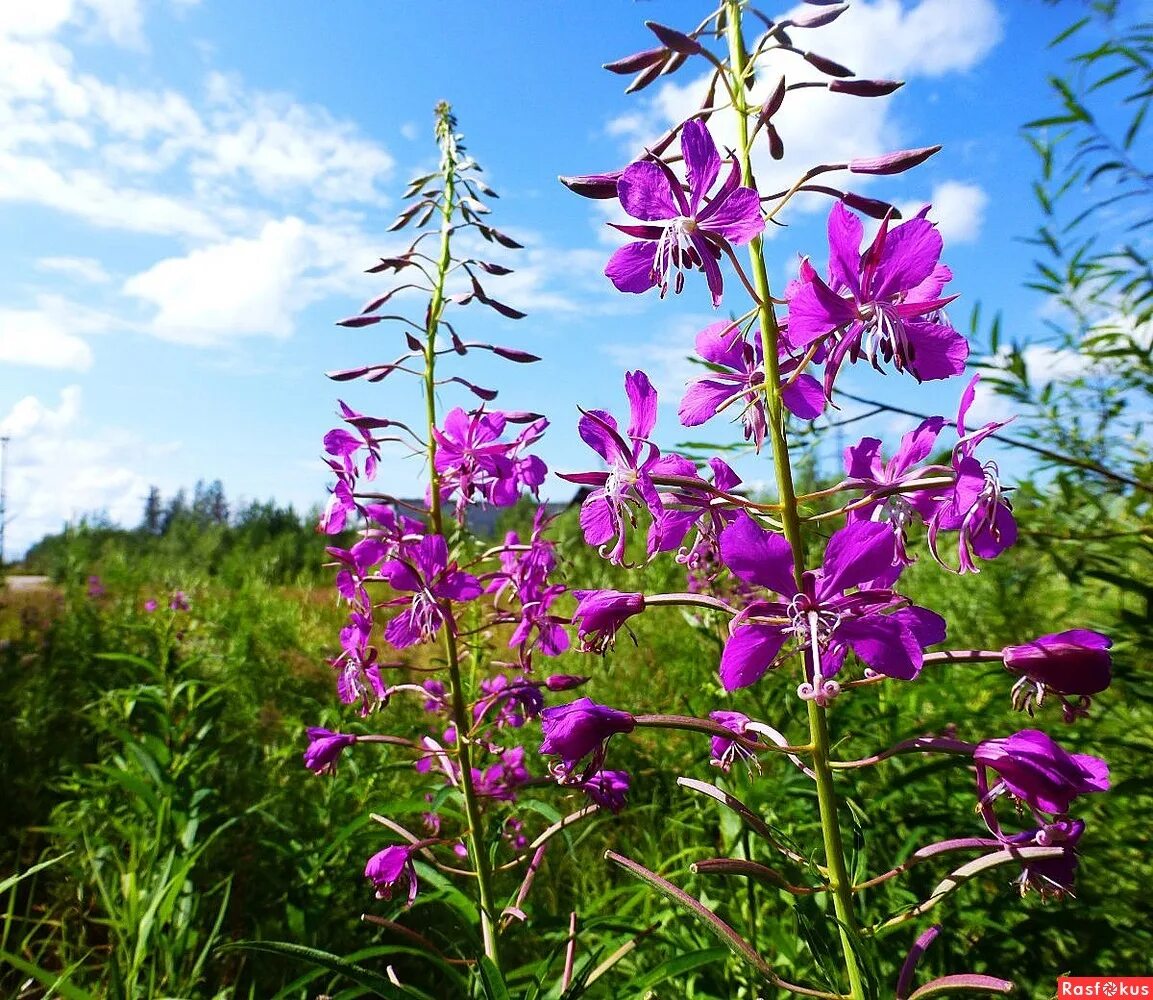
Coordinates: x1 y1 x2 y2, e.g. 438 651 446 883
123 217 313 345
0 387 166 556
0 302 102 369
36 255 111 283
900 180 988 243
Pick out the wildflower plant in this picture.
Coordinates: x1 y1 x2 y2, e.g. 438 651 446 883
302 6 1115 998
546 2 1113 997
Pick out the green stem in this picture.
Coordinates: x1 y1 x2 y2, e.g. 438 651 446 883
723 9 865 998
422 102 502 971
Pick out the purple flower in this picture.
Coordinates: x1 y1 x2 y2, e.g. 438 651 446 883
974 729 1109 816
679 321 825 448
561 370 695 564
1003 630 1113 713
540 697 636 779
86 575 105 599
545 674 590 692
785 203 967 386
319 476 357 535
1003 819 1085 899
605 119 764 307
708 710 758 773
144 598 158 613
168 591 190 612
580 769 630 813
929 376 1016 573
718 514 945 695
378 534 482 648
571 590 645 653
474 674 545 729
843 416 947 570
649 457 741 574
473 746 531 801
364 844 419 905
422 679 448 713
303 727 357 775
325 400 381 481
433 408 548 515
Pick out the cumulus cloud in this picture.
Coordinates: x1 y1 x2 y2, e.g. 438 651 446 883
0 299 111 369
0 386 174 557
901 180 989 243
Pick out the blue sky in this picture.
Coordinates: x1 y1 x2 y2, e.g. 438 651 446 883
0 0 1101 556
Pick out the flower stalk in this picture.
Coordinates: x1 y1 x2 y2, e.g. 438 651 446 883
725 5 867 997
421 101 503 970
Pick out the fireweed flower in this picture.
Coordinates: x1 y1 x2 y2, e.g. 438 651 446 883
169 590 190 612
718 513 945 697
1002 818 1085 899
86 575 105 598
929 375 1017 573
474 674 545 729
708 710 760 773
974 729 1109 816
1003 629 1113 719
378 534 482 648
605 119 765 307
364 844 420 905
473 746 531 801
785 203 967 387
561 370 696 564
580 769 630 813
433 408 548 515
303 727 357 775
650 457 744 575
325 400 382 481
328 537 390 605
843 416 948 571
571 590 645 653
144 598 158 613
539 697 636 780
678 321 826 449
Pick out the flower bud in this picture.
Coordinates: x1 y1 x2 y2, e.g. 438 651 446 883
303 727 357 775
1003 629 1112 696
559 170 624 200
572 590 646 653
974 729 1109 815
540 697 636 774
829 78 904 97
545 674 591 692
364 844 419 905
645 21 702 55
849 145 941 175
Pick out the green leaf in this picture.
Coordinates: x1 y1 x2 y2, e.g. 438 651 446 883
633 947 728 992
0 950 97 1000
477 954 512 1000
219 940 431 998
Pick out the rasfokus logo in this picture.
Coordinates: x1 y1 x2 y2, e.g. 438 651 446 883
1058 978 1153 996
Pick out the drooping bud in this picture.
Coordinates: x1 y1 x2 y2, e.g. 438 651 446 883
559 170 624 200
803 50 854 78
603 47 666 75
1003 630 1112 696
829 78 905 97
782 3 848 29
849 145 941 175
755 76 787 128
645 20 702 55
545 674 591 692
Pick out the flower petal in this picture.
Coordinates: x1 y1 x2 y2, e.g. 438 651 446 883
826 202 864 298
819 520 897 597
617 160 679 221
720 622 788 691
625 369 659 439
719 512 796 594
605 241 658 295
781 373 825 419
681 118 722 213
703 185 765 245
873 217 942 300
679 378 735 426
837 614 923 680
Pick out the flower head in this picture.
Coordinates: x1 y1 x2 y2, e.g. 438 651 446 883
364 844 419 905
786 203 967 387
540 697 636 780
718 514 945 697
1004 629 1112 720
572 590 645 653
708 710 759 773
378 534 482 648
580 769 630 813
975 729 1109 816
561 370 695 564
605 119 765 307
303 727 357 775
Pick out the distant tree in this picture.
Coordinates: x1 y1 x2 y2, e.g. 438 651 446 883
140 486 163 535
161 489 188 534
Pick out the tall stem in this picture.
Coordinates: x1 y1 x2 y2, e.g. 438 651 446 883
422 102 502 970
723 10 865 998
